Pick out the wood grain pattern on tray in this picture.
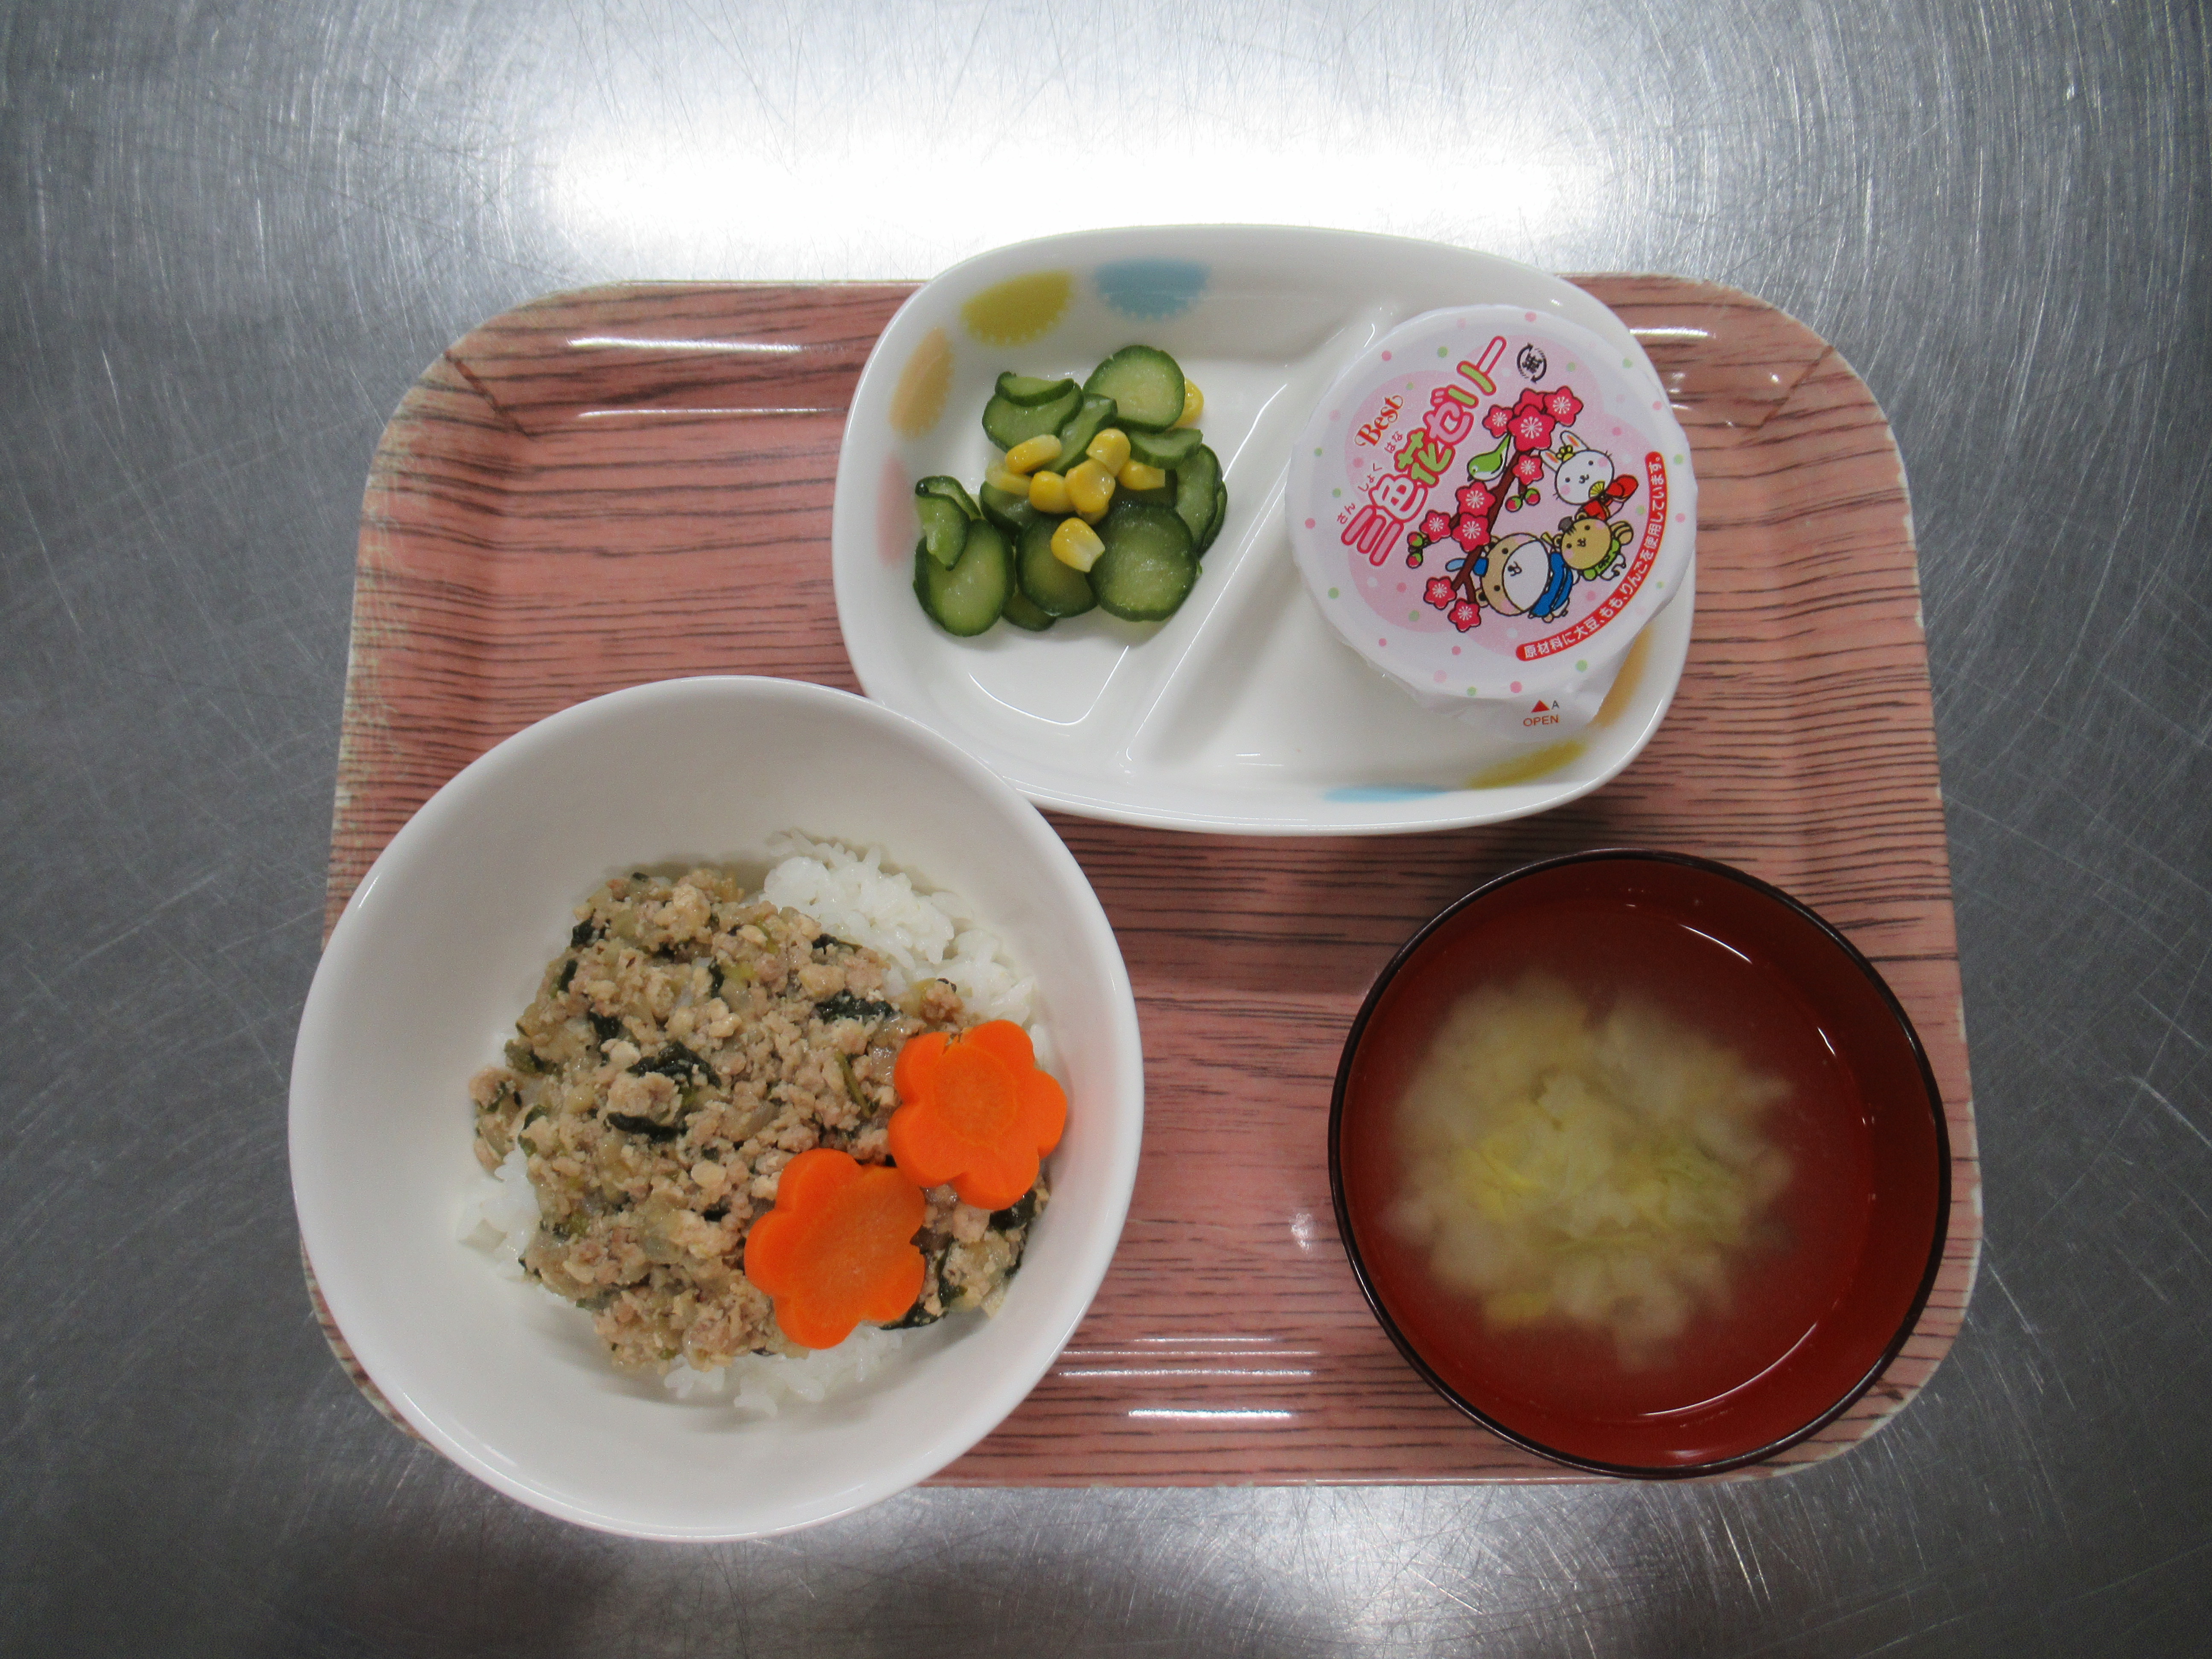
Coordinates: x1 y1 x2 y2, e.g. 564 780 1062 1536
315 276 1979 1483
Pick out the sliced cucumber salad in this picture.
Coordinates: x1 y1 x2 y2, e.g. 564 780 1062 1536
908 343 1227 638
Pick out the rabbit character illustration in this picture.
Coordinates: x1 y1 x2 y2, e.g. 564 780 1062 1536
1548 432 1641 522
1552 437 1612 505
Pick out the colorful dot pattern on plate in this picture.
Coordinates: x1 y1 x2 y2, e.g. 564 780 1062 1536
897 262 1210 437
889 326 953 438
876 452 915 565
1094 258 1209 320
960 271 1073 346
1288 306 1695 736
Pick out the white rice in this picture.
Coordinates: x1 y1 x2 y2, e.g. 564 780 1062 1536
762 830 1038 1036
457 833 1041 1412
455 1147 538 1276
661 1324 909 1417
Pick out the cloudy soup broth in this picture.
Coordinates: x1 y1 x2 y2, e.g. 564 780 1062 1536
1349 897 1876 1424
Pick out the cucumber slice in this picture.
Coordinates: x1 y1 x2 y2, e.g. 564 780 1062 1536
915 475 981 520
995 371 1077 407
1121 479 1176 509
1083 345 1187 431
1199 481 1228 555
913 521 1012 636
1017 517 1098 618
1126 424 1203 468
1001 589 1057 631
1089 501 1196 622
978 480 1042 537
1172 444 1221 544
914 495 971 568
982 384 1080 450
1053 393 1118 472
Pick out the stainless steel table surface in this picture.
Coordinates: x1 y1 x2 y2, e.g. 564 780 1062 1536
4 2 2206 1653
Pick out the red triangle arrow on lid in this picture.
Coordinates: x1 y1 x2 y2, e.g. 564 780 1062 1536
1531 700 1549 712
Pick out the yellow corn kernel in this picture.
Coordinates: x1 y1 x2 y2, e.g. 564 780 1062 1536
985 466 1031 498
1117 460 1168 492
1003 433 1063 475
1066 457 1117 519
1051 516 1106 572
1174 378 1204 427
1086 427 1132 474
1027 469 1071 514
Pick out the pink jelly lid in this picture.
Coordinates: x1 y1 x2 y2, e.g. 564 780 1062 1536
1288 306 1695 712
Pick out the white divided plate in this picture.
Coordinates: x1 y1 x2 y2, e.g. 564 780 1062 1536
831 226 1692 835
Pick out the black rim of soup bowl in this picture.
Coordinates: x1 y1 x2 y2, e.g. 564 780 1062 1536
1326 848 1953 1479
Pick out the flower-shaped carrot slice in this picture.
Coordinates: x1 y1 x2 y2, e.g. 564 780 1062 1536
741 1148 926 1349
887 1020 1066 1212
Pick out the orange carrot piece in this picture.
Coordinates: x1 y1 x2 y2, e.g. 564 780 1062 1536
742 1147 926 1349
1016 1067 1068 1155
934 1043 1020 1138
893 1030 946 1103
945 1144 1038 1213
766 1140 855 1214
888 1022 1065 1211
963 1019 1035 1073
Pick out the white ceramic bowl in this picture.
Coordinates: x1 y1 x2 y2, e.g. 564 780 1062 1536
289 677 1143 1539
831 224 1693 835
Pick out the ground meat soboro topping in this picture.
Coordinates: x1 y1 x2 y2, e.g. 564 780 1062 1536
467 867 1046 1373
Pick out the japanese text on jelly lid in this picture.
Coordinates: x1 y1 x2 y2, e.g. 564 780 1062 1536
1288 306 1696 704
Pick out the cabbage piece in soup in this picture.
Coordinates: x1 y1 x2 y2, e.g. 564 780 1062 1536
1388 975 1792 1365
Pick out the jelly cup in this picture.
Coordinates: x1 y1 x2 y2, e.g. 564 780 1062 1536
1289 307 1696 745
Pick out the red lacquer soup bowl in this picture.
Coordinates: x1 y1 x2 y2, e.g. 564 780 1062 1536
1329 850 1948 1476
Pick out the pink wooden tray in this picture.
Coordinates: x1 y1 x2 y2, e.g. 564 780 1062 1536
309 276 1979 1483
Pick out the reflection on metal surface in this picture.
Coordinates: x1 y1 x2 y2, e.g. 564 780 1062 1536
547 132 1594 279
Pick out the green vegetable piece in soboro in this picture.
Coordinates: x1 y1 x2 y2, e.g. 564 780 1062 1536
815 990 896 1024
630 1041 716 1084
